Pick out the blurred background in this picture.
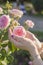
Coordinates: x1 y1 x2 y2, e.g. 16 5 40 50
0 0 43 14
0 0 43 65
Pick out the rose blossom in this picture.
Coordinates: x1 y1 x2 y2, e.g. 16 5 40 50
0 7 3 14
9 9 23 18
25 20 34 28
13 26 26 37
0 15 11 30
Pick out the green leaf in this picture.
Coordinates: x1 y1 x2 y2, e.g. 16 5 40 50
8 41 17 53
0 62 3 65
17 48 20 51
0 49 7 60
1 44 8 47
0 53 2 60
1 40 9 47
6 55 14 63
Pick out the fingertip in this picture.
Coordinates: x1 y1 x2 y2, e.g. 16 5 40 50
13 34 24 40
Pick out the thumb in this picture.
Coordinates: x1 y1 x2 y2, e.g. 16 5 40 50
26 31 35 41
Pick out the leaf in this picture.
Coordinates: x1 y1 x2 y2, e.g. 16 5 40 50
0 49 7 60
1 40 9 47
8 41 17 53
6 55 14 63
1 44 8 47
0 62 4 65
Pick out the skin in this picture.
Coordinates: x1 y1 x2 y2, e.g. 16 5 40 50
8 28 43 65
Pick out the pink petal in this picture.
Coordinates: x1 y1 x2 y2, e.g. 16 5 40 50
13 26 26 37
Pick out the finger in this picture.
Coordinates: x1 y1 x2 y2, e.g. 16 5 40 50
12 35 25 42
34 37 41 48
11 37 35 51
12 34 33 44
26 31 42 48
26 31 35 41
13 39 23 48
12 39 27 50
8 34 28 50
9 35 23 48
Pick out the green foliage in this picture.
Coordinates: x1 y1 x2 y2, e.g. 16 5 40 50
9 50 32 65
0 62 4 65
6 55 14 64
8 41 17 53
31 31 43 41
0 49 6 61
0 0 7 4
31 0 43 12
0 0 16 3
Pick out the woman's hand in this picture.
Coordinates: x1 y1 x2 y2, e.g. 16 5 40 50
8 28 41 60
8 28 43 56
25 31 43 57
25 31 41 49
8 28 43 65
8 28 36 51
33 58 43 65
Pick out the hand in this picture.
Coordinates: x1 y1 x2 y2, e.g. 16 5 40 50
8 28 36 51
25 31 43 57
8 28 41 60
33 58 43 65
25 31 41 49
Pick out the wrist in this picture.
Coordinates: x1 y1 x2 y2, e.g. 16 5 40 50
33 54 41 60
27 48 41 59
27 47 41 60
32 53 43 65
33 58 43 65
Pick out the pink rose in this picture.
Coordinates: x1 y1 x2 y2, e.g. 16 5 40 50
9 9 23 18
25 20 34 28
0 15 10 30
13 26 26 37
0 7 3 14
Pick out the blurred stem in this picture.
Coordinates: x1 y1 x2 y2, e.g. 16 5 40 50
23 23 29 30
0 35 3 42
0 30 7 42
14 17 20 21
